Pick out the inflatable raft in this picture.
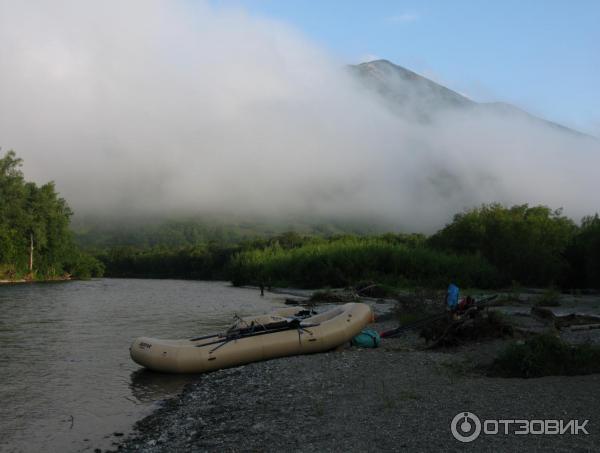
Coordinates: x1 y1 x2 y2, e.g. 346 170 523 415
130 302 373 373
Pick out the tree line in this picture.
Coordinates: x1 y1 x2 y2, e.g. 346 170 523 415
99 207 600 290
0 150 103 280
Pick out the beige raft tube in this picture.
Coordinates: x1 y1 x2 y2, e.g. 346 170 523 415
130 303 373 373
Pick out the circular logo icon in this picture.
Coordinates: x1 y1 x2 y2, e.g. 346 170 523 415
451 412 481 442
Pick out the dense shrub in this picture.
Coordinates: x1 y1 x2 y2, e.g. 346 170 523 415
489 334 600 378
228 236 501 289
564 214 600 289
98 243 239 279
532 288 561 307
65 252 105 279
428 204 577 286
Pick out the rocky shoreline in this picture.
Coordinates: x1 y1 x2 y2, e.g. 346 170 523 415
113 300 600 452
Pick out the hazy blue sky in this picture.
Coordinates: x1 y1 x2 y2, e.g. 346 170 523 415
217 0 599 135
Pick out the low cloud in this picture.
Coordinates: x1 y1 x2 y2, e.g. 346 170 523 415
0 0 598 232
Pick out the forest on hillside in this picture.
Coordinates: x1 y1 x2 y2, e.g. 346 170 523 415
0 151 103 280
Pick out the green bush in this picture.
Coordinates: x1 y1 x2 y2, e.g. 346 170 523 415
66 252 105 279
228 236 501 289
489 334 600 378
564 214 600 289
533 288 561 307
428 204 576 287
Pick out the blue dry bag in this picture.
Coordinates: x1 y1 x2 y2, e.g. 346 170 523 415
351 328 381 348
446 283 460 309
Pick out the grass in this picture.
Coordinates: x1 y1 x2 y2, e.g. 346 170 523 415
0 264 21 280
313 399 325 417
489 333 600 378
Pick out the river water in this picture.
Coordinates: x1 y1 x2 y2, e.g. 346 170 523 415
0 279 287 453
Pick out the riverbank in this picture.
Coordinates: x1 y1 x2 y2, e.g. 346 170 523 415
0 275 72 285
0 279 28 284
114 294 600 453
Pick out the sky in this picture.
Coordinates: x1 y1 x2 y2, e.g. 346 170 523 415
222 0 600 136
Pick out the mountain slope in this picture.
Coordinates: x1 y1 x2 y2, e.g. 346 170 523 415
350 59 473 110
350 59 590 138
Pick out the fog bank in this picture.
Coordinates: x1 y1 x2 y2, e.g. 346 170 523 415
0 0 598 231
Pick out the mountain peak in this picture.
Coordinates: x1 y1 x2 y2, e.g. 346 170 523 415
349 59 474 118
360 59 396 67
358 59 437 82
350 59 591 138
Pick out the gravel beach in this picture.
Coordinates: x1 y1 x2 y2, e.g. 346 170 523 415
114 308 600 453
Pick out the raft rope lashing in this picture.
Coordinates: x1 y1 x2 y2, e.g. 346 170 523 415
195 320 321 351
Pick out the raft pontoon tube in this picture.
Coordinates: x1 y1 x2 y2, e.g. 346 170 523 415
130 302 373 373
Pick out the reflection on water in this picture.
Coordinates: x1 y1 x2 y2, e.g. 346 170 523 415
0 279 285 453
128 369 201 404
